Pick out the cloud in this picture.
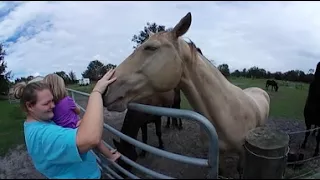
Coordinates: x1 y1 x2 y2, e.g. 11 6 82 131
1 1 320 80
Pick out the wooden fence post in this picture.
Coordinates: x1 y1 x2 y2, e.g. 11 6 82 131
243 127 289 179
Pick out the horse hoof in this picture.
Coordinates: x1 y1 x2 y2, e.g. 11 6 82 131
301 144 306 149
165 125 170 128
313 152 319 157
178 126 183 130
158 145 164 149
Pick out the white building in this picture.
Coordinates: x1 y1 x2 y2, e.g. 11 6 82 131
78 78 90 86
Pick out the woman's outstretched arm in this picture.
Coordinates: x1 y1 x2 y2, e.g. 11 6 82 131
75 69 116 153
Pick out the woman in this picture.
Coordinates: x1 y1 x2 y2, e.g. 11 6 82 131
14 69 117 179
43 73 120 162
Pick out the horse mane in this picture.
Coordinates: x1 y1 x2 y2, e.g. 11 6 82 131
183 38 214 67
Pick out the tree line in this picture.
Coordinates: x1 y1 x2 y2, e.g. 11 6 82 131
218 64 315 83
13 60 117 85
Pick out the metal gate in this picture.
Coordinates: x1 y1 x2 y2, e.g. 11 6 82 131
67 88 219 179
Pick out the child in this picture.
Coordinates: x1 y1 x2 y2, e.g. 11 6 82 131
43 73 120 162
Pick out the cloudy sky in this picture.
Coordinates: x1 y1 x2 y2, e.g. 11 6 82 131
1 1 320 80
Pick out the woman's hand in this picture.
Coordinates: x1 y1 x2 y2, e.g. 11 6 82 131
92 69 117 94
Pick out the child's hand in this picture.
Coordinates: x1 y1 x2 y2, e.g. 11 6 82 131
76 120 82 127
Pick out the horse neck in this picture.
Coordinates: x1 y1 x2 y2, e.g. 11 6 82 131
178 52 235 128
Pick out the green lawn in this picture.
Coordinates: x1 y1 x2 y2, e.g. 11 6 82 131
0 100 26 156
67 77 309 121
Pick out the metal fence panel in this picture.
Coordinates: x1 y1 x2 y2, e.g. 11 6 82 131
66 88 219 179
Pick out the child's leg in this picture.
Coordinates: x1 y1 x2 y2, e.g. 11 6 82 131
97 140 121 162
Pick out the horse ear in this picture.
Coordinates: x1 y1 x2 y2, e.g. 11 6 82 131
171 12 192 39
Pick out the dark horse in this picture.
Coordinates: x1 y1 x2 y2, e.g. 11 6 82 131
112 110 163 174
165 88 182 130
301 62 320 156
266 79 279 92
112 89 181 175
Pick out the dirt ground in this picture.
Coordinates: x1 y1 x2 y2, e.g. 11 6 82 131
1 95 320 179
100 111 320 179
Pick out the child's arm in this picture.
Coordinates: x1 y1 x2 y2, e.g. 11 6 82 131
96 140 116 159
66 96 81 115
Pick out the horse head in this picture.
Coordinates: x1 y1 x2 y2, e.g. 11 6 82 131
103 12 192 112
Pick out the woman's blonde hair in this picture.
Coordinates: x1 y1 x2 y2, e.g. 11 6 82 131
43 74 67 103
13 81 50 112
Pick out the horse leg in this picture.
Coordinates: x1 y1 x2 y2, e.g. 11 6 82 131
165 116 171 128
139 123 148 157
314 129 320 157
176 103 183 130
155 117 164 149
237 148 245 179
301 122 311 149
172 117 178 129
178 118 183 130
312 125 317 136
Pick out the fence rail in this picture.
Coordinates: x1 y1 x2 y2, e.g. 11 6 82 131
66 88 220 179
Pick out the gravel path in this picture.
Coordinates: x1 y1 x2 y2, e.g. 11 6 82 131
1 94 319 179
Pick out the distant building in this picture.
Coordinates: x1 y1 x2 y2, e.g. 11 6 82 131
78 78 90 86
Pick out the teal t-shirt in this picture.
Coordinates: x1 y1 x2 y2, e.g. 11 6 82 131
24 120 101 179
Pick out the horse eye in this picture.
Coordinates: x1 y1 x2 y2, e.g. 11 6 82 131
144 46 158 51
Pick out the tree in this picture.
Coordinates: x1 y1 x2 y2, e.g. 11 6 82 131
241 68 247 77
0 44 11 94
231 69 241 77
308 69 314 74
26 75 34 82
104 63 117 71
99 63 117 78
131 22 166 49
68 71 77 84
217 63 230 78
82 60 116 81
54 71 71 84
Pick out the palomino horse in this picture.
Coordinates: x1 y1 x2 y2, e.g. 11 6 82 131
103 12 270 177
301 62 320 156
112 89 177 176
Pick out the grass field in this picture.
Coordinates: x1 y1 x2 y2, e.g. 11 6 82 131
67 77 309 121
0 100 25 156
